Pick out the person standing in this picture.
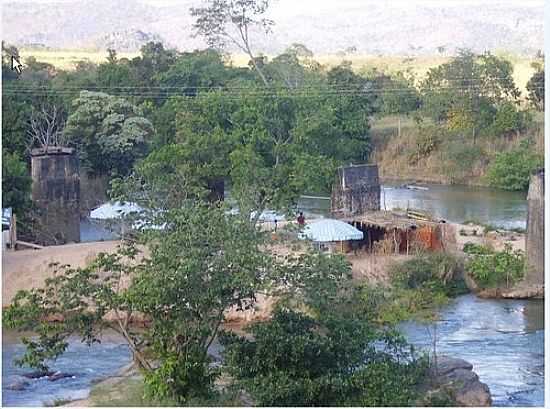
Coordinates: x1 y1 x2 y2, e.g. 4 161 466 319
297 212 305 226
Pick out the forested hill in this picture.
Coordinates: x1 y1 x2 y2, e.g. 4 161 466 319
3 0 543 55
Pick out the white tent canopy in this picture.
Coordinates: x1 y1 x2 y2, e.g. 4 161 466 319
90 201 143 220
300 219 363 242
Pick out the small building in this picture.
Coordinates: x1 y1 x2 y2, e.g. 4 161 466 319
299 218 364 254
331 164 381 218
341 210 455 255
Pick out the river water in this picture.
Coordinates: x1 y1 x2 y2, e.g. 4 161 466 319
400 294 544 407
298 183 527 230
2 332 131 407
3 294 544 407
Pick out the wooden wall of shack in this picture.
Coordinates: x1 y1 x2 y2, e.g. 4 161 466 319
347 219 455 254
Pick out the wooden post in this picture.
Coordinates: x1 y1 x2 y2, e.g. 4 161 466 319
406 229 410 255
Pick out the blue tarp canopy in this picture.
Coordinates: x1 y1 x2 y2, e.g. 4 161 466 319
300 219 363 242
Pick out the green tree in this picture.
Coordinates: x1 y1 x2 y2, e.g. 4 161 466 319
465 243 525 288
2 150 32 213
63 91 154 176
221 307 426 406
191 0 274 85
378 71 420 137
487 140 543 191
526 68 544 111
4 203 271 402
421 49 520 144
4 199 376 404
156 49 238 96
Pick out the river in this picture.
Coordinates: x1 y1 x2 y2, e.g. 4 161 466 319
2 332 131 407
400 294 544 407
298 183 527 230
3 294 543 407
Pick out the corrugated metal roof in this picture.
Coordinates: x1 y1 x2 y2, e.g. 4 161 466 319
300 219 363 242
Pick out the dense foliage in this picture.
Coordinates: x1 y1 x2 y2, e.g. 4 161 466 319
464 243 525 288
63 91 154 176
357 252 467 326
4 200 361 404
221 308 427 406
2 150 32 213
487 140 543 191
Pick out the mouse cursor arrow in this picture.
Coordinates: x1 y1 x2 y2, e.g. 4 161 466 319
11 56 24 74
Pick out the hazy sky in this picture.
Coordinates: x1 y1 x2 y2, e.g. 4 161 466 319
4 0 543 5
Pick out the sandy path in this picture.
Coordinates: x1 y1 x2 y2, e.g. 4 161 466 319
2 241 121 307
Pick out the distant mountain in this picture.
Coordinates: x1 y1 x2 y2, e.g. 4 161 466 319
2 0 543 56
93 29 165 52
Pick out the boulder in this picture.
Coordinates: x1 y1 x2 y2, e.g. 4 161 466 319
432 356 492 407
48 372 75 382
6 378 30 391
435 356 473 375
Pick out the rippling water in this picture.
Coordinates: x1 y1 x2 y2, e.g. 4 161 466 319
2 295 544 407
399 294 544 407
298 183 527 230
2 333 131 407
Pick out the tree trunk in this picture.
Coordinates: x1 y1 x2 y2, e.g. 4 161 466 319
246 49 269 86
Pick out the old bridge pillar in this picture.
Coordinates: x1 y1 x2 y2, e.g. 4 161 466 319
331 164 381 218
525 169 544 285
31 147 80 245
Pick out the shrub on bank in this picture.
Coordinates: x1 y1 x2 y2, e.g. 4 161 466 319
464 243 524 288
486 140 543 191
220 307 428 407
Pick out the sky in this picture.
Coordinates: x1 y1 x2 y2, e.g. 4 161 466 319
3 0 543 5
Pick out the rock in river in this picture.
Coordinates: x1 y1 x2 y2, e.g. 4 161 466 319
435 356 492 406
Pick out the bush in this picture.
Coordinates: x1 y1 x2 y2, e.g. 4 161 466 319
443 140 485 183
465 244 524 288
220 307 427 406
487 141 543 191
391 252 464 296
2 150 31 213
408 132 441 165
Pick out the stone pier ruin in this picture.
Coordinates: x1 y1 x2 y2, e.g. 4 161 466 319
525 168 544 285
31 147 81 245
331 164 381 218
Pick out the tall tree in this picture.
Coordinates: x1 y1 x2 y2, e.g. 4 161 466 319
63 91 154 176
191 0 273 85
421 49 520 144
378 71 420 137
526 54 544 111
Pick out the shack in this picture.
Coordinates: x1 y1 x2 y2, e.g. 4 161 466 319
341 210 455 255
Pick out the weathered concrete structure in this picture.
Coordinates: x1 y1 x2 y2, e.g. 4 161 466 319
525 169 544 285
31 147 80 245
331 164 381 218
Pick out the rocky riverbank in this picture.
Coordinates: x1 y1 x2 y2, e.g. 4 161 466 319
421 356 492 406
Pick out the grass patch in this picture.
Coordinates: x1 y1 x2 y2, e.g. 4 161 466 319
86 374 245 407
359 252 468 325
